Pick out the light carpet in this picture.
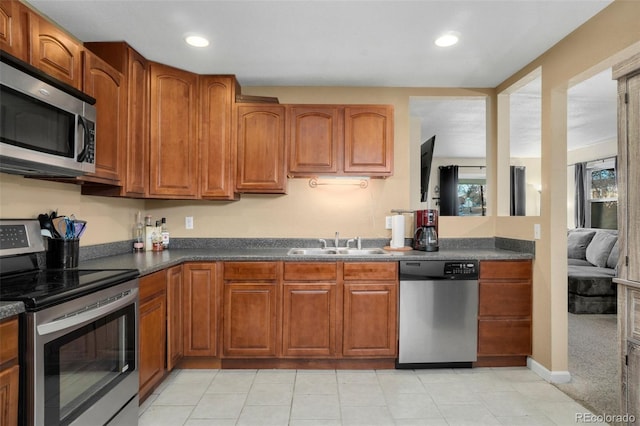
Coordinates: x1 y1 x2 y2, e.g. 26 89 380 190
555 313 620 419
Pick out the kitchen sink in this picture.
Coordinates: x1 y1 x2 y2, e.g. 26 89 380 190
287 247 388 256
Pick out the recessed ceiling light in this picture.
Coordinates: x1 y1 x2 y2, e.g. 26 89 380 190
435 32 460 47
185 35 210 48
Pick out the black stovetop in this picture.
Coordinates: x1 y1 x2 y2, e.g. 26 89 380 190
0 268 139 310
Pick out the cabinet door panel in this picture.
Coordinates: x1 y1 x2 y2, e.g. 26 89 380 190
0 0 26 60
236 105 287 193
83 51 124 184
0 365 19 426
149 62 198 198
139 296 166 399
123 48 148 196
626 73 640 282
288 106 340 175
199 76 239 200
344 106 393 175
28 11 82 89
166 265 183 370
480 260 532 280
183 263 218 357
343 283 397 357
478 319 531 356
479 281 531 317
283 283 336 357
223 284 278 357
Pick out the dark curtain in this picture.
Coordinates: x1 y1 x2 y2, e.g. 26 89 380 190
510 166 526 216
574 162 586 228
439 165 459 216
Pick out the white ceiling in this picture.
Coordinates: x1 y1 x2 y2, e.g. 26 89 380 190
27 0 618 158
410 68 618 158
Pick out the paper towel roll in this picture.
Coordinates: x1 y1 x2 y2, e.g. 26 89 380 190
390 215 405 248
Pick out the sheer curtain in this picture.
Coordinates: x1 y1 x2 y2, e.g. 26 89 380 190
439 165 459 216
574 162 586 228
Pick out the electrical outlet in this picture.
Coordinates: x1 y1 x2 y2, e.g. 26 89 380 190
385 216 393 229
534 224 541 240
185 216 194 230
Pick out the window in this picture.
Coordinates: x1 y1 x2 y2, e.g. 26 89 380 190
458 180 486 216
586 158 617 229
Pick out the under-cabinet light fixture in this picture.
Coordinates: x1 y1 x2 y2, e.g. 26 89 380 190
309 177 369 189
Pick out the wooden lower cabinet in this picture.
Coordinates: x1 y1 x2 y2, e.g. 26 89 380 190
183 262 219 357
166 265 183 371
342 263 398 358
223 262 280 357
477 260 532 366
282 262 337 358
138 270 166 401
0 317 19 426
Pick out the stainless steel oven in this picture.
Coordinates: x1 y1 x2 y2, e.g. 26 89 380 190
0 219 139 426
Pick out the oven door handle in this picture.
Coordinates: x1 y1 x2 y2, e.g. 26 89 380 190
37 288 138 336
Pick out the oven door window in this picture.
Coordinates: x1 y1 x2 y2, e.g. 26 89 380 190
0 84 76 157
43 304 136 426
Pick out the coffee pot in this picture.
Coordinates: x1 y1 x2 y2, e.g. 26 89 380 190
413 209 439 252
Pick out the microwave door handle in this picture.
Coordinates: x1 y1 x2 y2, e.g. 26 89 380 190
76 116 89 162
37 288 138 336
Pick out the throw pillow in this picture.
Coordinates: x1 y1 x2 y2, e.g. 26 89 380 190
567 230 596 260
585 232 618 268
606 240 619 269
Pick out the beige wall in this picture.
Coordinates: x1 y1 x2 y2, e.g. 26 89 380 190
1 0 639 377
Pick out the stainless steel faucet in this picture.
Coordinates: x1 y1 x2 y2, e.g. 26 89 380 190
334 231 339 248
318 238 328 248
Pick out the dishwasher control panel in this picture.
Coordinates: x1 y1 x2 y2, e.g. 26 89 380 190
444 261 478 278
399 260 478 280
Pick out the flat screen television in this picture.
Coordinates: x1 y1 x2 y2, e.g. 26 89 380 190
420 135 436 203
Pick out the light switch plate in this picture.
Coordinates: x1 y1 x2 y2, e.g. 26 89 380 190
385 216 393 229
534 224 541 240
185 216 194 230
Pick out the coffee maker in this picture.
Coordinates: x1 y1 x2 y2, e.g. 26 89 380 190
413 209 439 251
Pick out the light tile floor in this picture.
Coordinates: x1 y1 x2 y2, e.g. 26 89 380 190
139 368 608 426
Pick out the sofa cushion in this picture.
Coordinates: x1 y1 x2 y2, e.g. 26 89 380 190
606 240 619 269
568 258 593 267
585 231 617 268
568 230 596 259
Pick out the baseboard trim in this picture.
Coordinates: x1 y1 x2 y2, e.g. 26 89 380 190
527 357 571 383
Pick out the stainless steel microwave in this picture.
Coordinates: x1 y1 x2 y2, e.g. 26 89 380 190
0 54 96 177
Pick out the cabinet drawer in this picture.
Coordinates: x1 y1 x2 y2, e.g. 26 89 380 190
284 262 337 281
139 270 166 301
479 282 532 317
480 260 532 280
478 319 531 356
343 262 398 281
0 318 18 365
224 262 279 280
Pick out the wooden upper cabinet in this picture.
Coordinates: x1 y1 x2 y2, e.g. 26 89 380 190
199 76 240 200
27 9 83 89
236 104 287 194
149 62 198 198
288 106 341 175
82 51 125 184
85 42 149 197
344 106 393 176
287 105 394 177
0 0 27 60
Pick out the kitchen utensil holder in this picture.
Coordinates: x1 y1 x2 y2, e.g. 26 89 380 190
46 238 80 269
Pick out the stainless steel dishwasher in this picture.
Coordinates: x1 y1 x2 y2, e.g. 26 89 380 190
397 259 479 368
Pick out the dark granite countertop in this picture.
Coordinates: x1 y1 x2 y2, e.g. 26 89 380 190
0 301 26 321
80 246 533 277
